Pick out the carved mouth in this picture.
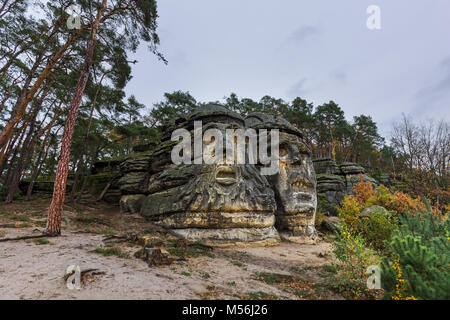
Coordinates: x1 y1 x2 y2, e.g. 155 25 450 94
215 165 237 185
291 178 314 190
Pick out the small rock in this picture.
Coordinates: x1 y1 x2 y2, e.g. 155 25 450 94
361 205 390 217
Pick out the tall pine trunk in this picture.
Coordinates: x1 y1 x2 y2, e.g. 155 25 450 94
45 0 107 236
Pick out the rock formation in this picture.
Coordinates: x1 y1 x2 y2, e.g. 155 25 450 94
86 104 383 242
245 113 317 239
313 158 378 215
99 104 318 244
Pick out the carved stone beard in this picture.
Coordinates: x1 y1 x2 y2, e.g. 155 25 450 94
186 163 276 213
140 163 277 240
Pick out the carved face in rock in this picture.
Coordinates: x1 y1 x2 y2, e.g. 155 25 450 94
140 107 279 242
271 132 317 235
140 162 278 241
245 113 317 237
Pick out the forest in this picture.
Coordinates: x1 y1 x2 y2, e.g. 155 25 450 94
0 0 448 301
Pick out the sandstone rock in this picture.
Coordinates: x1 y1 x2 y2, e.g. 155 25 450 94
313 158 340 175
377 173 392 187
316 174 346 215
91 156 126 174
118 172 149 194
169 226 280 243
94 104 383 244
312 159 379 215
136 104 281 243
119 152 153 173
102 189 122 204
361 205 390 217
135 247 172 267
322 216 342 233
120 195 145 214
339 162 366 174
246 113 317 239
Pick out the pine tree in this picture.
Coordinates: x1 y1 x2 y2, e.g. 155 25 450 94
45 0 164 236
381 199 450 300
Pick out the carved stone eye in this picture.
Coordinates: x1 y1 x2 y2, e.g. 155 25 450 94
279 146 289 158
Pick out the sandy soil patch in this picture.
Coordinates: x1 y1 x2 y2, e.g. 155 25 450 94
0 198 341 300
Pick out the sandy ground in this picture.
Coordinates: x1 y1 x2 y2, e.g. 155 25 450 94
0 198 341 300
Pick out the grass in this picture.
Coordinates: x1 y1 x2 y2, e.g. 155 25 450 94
142 228 157 234
181 271 191 277
90 247 129 258
0 223 20 228
35 238 50 245
100 227 116 235
289 266 300 273
227 281 236 287
74 214 96 224
254 271 332 300
247 291 279 300
8 215 31 222
230 260 245 268
255 272 293 285
167 240 213 258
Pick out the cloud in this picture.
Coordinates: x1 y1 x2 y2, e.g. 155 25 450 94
285 26 319 45
331 70 347 84
287 78 308 98
413 57 450 114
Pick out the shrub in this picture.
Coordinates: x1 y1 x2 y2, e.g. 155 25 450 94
338 184 398 251
388 191 424 216
366 184 439 217
367 185 394 209
337 196 362 231
353 178 374 205
357 209 397 251
381 199 450 300
332 223 377 281
315 211 325 227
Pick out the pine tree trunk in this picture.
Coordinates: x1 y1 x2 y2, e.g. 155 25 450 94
46 0 107 236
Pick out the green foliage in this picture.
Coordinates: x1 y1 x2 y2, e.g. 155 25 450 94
381 199 450 300
358 209 397 251
332 223 378 281
35 238 50 245
150 91 197 124
90 247 129 258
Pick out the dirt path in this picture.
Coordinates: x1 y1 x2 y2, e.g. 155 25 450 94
0 199 341 300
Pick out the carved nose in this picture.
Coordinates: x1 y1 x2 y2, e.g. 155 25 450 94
291 145 301 165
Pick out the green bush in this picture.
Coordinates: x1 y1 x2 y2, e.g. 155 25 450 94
381 199 450 300
358 209 397 251
332 223 377 281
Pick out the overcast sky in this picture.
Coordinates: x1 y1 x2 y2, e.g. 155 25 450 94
124 0 450 138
